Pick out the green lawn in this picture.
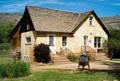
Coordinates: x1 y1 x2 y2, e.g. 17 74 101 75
0 50 120 81
0 57 12 64
0 50 12 64
0 69 120 81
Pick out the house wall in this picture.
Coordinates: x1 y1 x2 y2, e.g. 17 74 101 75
35 33 74 53
73 14 108 54
10 30 21 52
21 31 36 62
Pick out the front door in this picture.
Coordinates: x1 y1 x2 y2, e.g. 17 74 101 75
84 35 88 46
48 34 56 54
83 35 88 52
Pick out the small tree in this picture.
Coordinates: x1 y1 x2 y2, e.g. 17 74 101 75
34 43 51 63
0 21 15 43
103 28 120 59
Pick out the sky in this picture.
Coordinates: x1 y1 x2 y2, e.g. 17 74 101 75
0 0 120 17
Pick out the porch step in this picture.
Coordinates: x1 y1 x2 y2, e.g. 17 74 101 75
53 55 72 64
95 53 109 61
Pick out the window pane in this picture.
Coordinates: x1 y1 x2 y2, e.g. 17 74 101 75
26 37 31 42
98 37 101 43
25 37 31 44
94 37 101 48
62 36 67 41
90 16 93 26
62 36 67 46
94 43 96 48
98 43 101 48
49 36 54 45
84 36 88 45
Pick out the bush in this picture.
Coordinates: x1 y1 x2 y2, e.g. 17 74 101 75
0 61 30 78
34 43 51 63
67 55 79 62
103 28 120 59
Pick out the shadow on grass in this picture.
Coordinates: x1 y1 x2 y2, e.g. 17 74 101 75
77 69 120 80
103 60 120 70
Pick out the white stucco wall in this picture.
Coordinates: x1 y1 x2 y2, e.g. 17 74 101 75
73 14 108 53
21 31 36 61
35 33 73 53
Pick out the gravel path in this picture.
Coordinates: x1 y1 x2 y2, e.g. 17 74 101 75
31 61 120 72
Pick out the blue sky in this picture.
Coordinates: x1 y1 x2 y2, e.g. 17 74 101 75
0 0 120 17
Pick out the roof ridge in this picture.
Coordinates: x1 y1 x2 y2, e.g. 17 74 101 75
26 6 79 15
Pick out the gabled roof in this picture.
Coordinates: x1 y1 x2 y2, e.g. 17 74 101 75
27 6 79 33
72 10 110 36
9 6 110 38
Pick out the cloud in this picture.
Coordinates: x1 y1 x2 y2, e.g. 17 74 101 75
0 0 29 12
29 0 88 7
87 0 107 2
112 3 120 6
0 0 88 12
97 0 107 1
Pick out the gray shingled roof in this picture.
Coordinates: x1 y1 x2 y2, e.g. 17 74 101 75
27 6 92 33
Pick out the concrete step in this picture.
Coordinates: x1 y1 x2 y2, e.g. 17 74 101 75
95 53 109 61
53 55 72 64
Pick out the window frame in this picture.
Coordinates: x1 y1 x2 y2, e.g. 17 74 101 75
49 35 54 45
25 37 31 45
62 36 67 46
89 16 94 26
94 37 101 48
47 34 56 46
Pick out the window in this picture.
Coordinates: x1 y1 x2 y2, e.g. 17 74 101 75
49 35 54 45
62 36 67 46
25 37 31 44
89 16 93 26
83 35 88 45
94 37 101 48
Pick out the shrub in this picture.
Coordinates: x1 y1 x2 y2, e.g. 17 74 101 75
34 43 51 63
0 61 30 78
67 55 79 62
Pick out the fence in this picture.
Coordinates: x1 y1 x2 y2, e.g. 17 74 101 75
0 50 13 64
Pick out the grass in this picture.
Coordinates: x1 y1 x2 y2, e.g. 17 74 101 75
0 57 13 64
0 50 120 81
0 69 119 81
102 59 120 65
0 50 12 64
0 61 31 78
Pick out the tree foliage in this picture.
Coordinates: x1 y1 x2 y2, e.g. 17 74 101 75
103 28 120 59
0 21 15 43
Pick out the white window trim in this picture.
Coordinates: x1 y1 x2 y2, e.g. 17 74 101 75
94 37 101 49
89 16 94 26
25 37 31 45
47 34 56 46
62 35 68 47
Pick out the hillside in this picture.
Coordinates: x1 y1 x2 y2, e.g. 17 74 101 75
0 13 22 24
100 16 120 30
0 12 120 30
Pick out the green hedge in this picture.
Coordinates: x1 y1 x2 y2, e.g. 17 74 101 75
0 61 31 78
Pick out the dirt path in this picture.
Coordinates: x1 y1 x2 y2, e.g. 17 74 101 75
31 61 120 72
